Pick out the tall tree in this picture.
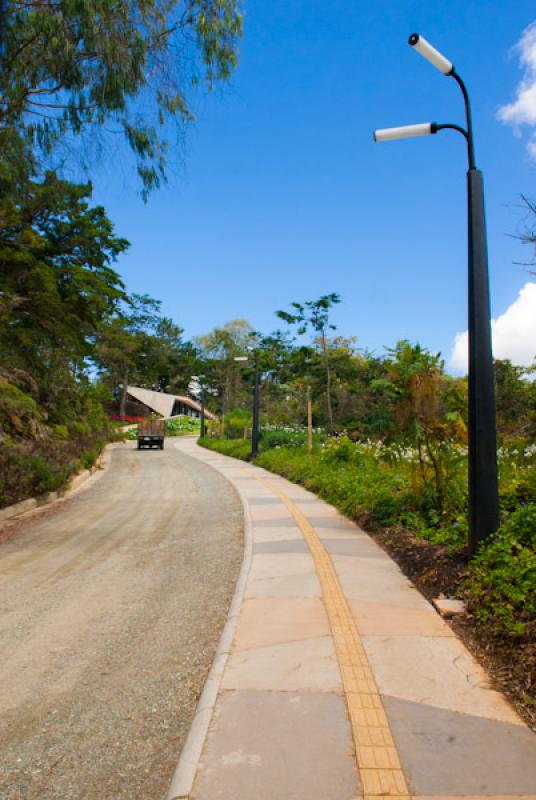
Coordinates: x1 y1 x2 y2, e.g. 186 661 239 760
0 171 128 393
383 340 466 514
94 294 162 418
196 319 253 415
494 359 536 439
0 0 242 193
277 293 341 427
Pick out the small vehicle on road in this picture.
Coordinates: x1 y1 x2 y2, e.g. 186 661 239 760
137 418 165 450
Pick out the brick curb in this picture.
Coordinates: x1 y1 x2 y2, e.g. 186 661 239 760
165 440 253 800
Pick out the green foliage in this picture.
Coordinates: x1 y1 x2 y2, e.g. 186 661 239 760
195 320 255 415
277 294 341 427
221 407 252 439
1 0 242 192
80 447 101 471
0 442 70 505
200 436 251 460
166 417 201 435
494 359 536 440
53 425 69 440
0 377 43 437
260 428 325 449
0 172 128 386
466 505 536 638
0 371 110 507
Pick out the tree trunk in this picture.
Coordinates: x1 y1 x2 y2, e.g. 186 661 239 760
119 370 128 420
321 331 334 428
423 430 444 514
307 385 313 455
417 436 427 484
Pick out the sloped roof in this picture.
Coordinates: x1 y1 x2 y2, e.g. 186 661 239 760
173 395 217 420
126 386 217 420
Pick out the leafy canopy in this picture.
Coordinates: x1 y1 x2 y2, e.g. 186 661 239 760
0 170 128 378
0 0 243 193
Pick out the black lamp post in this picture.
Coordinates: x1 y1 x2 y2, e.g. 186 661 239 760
199 383 205 438
251 350 261 460
235 351 261 461
373 33 499 555
192 374 206 438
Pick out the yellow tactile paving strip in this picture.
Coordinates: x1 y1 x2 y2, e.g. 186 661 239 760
246 469 411 800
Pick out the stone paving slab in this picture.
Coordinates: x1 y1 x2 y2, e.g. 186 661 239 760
168 439 536 800
222 635 341 692
192 690 359 800
244 568 321 597
247 551 316 578
363 634 521 724
249 504 295 521
335 560 431 608
253 538 310 554
246 497 284 505
322 537 393 559
349 601 454 638
234 596 330 651
384 696 536 795
251 523 303 543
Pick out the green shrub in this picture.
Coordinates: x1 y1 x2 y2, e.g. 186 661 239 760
80 449 98 470
259 428 326 449
0 379 43 438
370 491 401 528
53 424 69 439
222 408 251 440
70 420 91 438
0 444 73 505
165 416 200 436
465 504 536 637
200 436 251 461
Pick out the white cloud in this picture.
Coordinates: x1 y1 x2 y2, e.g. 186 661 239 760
450 282 536 373
498 21 536 160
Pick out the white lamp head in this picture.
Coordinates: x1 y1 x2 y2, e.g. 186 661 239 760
373 123 434 142
234 356 248 362
408 33 453 75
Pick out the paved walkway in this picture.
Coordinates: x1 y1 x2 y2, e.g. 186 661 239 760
168 439 536 800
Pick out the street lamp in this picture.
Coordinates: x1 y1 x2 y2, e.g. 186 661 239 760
191 374 207 437
234 352 261 460
200 383 206 438
373 33 499 555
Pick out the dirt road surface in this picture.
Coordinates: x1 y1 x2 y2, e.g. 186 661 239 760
0 441 243 800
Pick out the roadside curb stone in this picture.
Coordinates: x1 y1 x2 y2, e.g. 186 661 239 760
165 438 254 800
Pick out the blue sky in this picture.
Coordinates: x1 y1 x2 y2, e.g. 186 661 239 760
91 0 536 372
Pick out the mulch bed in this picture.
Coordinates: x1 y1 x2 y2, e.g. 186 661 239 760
369 524 535 731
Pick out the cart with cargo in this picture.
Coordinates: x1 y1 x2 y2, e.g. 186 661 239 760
137 418 165 450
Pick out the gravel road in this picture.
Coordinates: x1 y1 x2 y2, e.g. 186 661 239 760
0 441 244 800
